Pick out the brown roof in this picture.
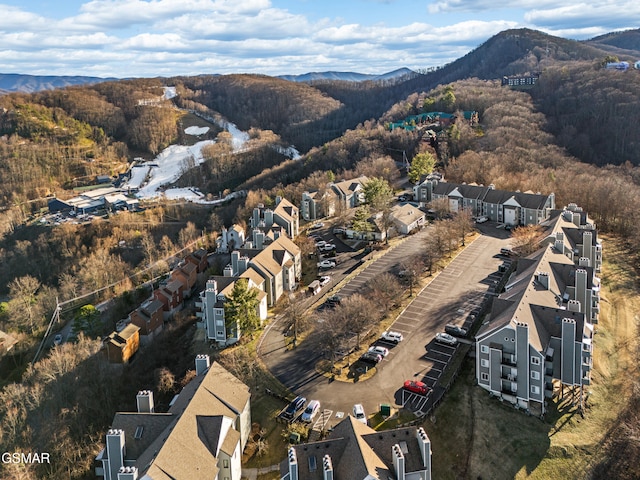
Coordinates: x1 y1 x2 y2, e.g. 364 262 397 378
282 416 429 479
477 212 587 352
121 361 249 479
107 324 140 346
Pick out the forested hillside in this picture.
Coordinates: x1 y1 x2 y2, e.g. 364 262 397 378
531 61 640 166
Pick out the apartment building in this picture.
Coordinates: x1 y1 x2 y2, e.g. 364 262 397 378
413 177 555 226
281 416 432 480
96 355 250 480
475 205 601 414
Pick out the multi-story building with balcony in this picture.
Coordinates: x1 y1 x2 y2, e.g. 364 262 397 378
475 204 600 414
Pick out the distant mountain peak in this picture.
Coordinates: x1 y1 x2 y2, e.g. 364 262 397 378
277 68 418 83
0 73 115 94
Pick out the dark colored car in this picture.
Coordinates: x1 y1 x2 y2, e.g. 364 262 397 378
326 295 342 306
283 396 306 419
403 380 430 395
445 324 468 337
360 351 383 364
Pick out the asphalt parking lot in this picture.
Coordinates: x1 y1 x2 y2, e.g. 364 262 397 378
260 226 512 427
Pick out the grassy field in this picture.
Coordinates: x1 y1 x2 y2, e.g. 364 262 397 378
426 235 640 479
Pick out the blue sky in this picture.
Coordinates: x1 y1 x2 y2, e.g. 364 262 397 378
0 0 638 78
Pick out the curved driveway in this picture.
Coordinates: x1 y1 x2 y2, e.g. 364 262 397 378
259 228 510 427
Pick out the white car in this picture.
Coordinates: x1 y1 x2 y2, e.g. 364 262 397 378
381 331 404 344
475 216 489 224
435 332 458 346
315 240 327 248
368 345 389 357
353 404 367 424
311 222 325 230
319 275 331 286
301 400 321 422
317 260 336 269
321 243 336 251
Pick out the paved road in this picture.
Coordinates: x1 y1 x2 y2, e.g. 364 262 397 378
259 228 511 427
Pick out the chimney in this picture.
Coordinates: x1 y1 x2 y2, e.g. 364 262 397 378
231 251 240 276
252 207 260 229
223 264 233 277
136 390 154 413
554 231 564 254
276 195 282 206
105 429 125 480
572 212 581 227
392 444 405 480
288 447 298 480
264 209 274 227
567 300 581 312
536 272 549 290
238 256 249 275
195 354 210 376
578 257 590 267
206 278 218 294
253 229 264 249
117 466 138 480
322 454 334 480
416 427 432 472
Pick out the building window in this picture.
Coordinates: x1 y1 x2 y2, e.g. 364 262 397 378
531 356 541 365
531 385 540 395
531 371 540 380
480 345 489 354
481 359 489 368
223 459 229 468
481 373 489 382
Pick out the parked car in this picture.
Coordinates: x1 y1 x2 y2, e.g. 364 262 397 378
332 227 346 235
301 400 321 422
53 333 63 346
368 345 390 357
504 224 514 231
403 380 430 395
326 295 342 306
381 331 404 344
360 351 383 364
475 216 489 223
435 332 458 346
319 275 331 286
315 240 327 248
398 194 409 202
500 247 514 256
317 260 336 269
309 234 322 241
353 404 367 424
283 396 306 419
445 324 468 337
321 243 336 251
311 222 325 230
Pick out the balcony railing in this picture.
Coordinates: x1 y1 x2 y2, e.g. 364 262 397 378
501 355 517 366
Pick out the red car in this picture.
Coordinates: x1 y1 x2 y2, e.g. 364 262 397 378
403 380 430 395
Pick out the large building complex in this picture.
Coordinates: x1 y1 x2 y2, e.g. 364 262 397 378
475 204 601 414
413 177 555 226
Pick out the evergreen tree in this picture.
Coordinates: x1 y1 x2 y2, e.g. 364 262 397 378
408 152 436 184
224 279 260 340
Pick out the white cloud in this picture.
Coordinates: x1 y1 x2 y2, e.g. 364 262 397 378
0 0 637 78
